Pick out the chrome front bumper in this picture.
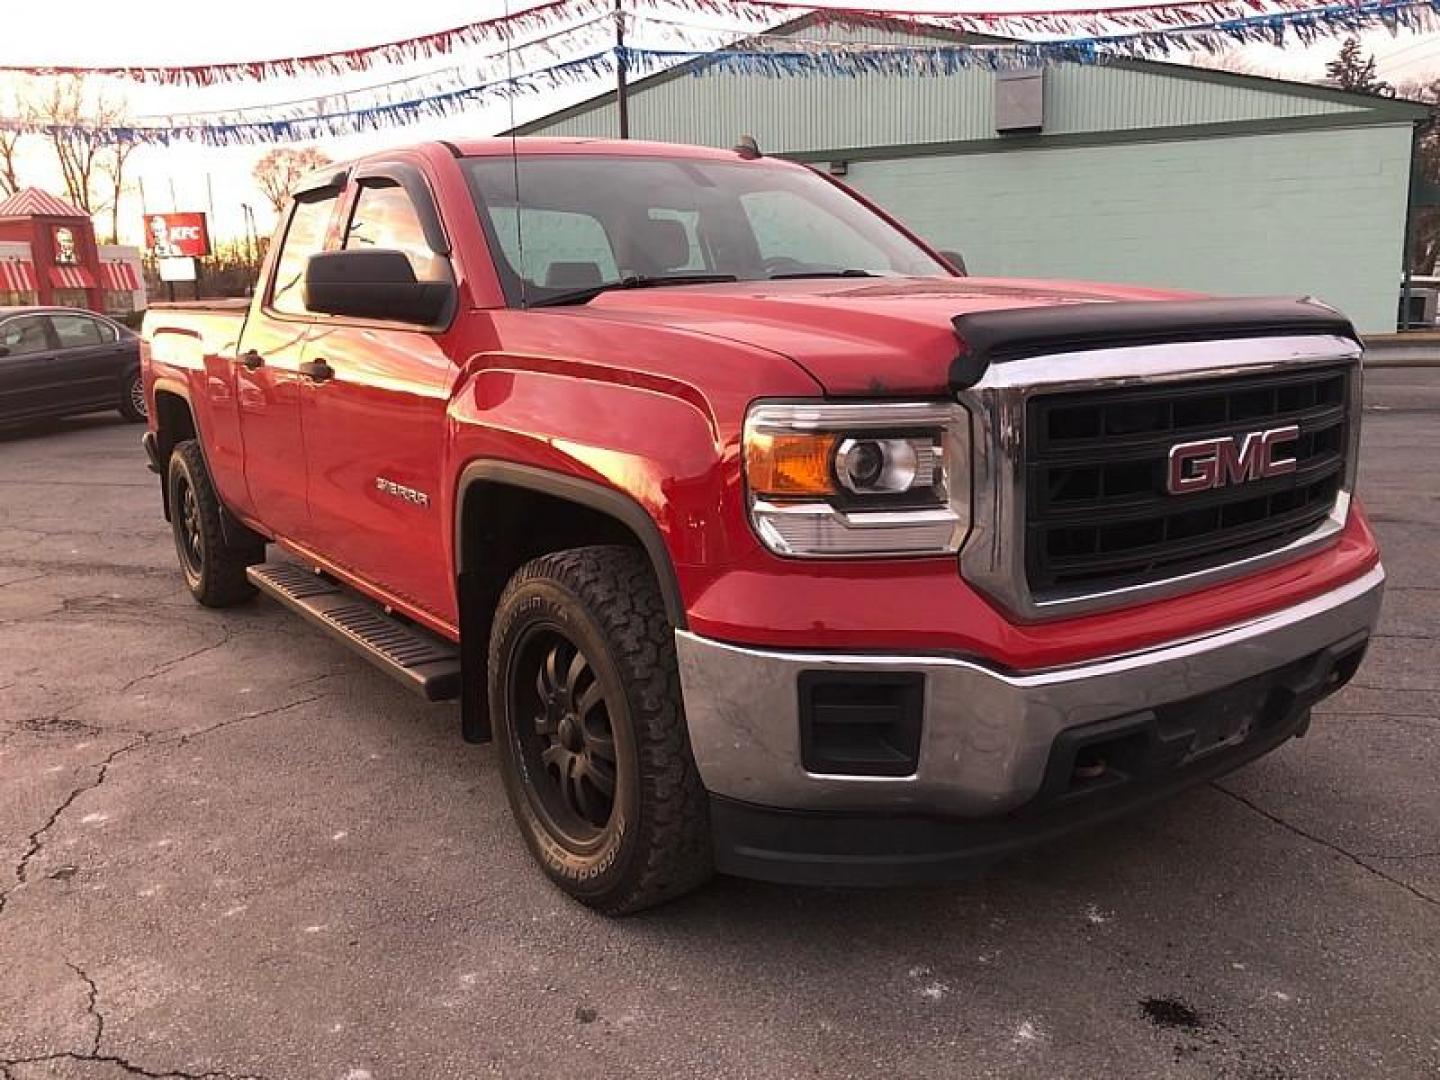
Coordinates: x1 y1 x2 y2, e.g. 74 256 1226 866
675 565 1384 817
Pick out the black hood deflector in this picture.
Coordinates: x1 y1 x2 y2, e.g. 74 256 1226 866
948 296 1360 390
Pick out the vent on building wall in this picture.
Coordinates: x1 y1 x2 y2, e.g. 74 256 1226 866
995 68 1045 134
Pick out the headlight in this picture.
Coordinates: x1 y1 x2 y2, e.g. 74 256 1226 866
743 401 970 557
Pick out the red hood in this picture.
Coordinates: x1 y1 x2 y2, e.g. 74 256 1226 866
569 276 1200 396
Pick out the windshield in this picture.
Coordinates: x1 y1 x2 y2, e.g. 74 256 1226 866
462 154 951 306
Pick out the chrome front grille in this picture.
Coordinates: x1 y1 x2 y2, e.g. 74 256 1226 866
1023 366 1350 595
957 334 1363 621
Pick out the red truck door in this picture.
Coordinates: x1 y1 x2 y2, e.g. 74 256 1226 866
236 189 340 544
299 174 457 625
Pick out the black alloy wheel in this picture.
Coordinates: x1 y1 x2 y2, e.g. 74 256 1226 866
166 439 260 608
509 625 620 849
489 546 713 913
175 473 204 578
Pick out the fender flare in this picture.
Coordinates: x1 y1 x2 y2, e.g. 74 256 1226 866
454 460 688 630
149 380 265 550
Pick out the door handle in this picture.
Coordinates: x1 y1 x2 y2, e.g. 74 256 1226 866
299 358 334 383
239 350 263 371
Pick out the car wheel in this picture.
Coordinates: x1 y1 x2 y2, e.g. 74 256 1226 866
489 545 712 914
167 440 260 608
118 370 146 423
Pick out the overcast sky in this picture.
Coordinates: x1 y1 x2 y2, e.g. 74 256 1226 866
2 0 1435 246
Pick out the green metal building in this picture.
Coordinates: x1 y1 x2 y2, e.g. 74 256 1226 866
513 19 1430 333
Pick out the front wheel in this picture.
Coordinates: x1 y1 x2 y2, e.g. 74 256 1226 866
489 546 712 914
118 370 146 423
167 440 259 608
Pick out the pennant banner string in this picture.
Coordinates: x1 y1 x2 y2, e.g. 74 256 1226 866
0 0 1407 86
131 14 617 122
2 0 1435 145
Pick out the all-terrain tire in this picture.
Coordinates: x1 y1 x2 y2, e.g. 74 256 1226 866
489 545 713 913
167 439 260 608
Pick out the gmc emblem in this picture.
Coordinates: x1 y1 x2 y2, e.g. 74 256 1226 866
1167 425 1299 495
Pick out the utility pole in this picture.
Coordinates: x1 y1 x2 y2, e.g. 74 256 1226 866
615 0 629 140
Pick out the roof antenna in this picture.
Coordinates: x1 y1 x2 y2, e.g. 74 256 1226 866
734 134 762 160
504 0 528 308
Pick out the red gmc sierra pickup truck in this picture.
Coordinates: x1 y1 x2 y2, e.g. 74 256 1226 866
141 137 1383 913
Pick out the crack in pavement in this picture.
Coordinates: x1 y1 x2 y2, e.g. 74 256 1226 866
114 627 236 697
1211 782 1439 910
0 1052 264 1080
0 956 271 1080
68 962 103 1057
175 693 326 747
0 559 176 582
13 736 145 889
0 691 327 919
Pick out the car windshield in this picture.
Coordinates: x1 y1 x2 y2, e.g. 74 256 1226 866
462 153 950 306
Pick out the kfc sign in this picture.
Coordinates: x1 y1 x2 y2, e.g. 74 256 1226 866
144 213 210 258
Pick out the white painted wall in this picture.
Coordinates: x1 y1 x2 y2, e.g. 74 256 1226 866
844 123 1412 334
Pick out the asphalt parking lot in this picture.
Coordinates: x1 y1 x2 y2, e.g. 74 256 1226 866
0 369 1436 1080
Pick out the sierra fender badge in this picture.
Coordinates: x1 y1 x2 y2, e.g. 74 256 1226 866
1167 425 1299 495
375 476 430 508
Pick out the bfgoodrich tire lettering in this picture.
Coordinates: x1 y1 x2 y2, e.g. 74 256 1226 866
166 440 260 608
489 545 712 913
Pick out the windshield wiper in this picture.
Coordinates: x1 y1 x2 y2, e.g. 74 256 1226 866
530 273 738 308
767 269 878 280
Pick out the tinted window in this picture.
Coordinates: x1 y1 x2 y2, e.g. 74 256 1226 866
0 316 50 356
741 190 894 276
463 155 948 306
51 314 113 348
486 207 618 288
271 192 338 315
343 182 446 282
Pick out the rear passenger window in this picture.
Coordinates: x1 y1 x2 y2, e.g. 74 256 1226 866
343 182 446 283
270 192 338 316
50 314 105 348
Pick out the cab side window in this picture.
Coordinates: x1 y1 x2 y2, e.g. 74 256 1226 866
343 181 446 283
0 316 51 356
50 314 107 348
270 192 339 316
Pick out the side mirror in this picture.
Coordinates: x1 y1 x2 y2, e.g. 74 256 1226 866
937 249 968 276
304 249 453 326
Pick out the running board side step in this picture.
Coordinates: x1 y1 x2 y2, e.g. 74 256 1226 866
247 562 461 702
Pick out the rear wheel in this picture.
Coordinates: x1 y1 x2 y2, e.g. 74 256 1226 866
167 440 260 608
118 370 146 423
489 545 712 913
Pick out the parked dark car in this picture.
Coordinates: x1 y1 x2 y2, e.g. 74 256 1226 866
0 306 144 425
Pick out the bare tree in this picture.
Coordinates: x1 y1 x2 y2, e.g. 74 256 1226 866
252 147 333 213
97 136 138 244
0 130 22 197
12 76 139 240
29 76 132 218
0 88 25 196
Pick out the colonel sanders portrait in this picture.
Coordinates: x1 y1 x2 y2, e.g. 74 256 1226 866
148 215 182 258
53 226 78 265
